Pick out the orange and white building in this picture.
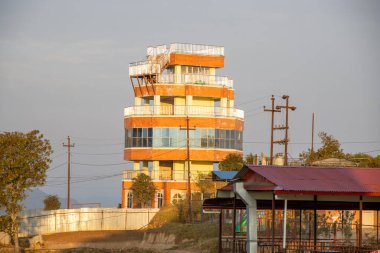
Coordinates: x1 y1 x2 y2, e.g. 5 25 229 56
121 43 244 208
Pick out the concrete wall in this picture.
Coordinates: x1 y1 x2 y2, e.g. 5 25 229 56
18 208 159 237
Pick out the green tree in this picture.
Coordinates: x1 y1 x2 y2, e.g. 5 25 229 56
218 153 244 171
131 173 156 208
0 130 52 252
345 153 380 168
245 153 256 165
43 195 61 210
299 132 344 164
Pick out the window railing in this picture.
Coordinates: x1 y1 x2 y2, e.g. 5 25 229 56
123 169 213 181
146 43 224 56
158 74 233 88
124 105 244 119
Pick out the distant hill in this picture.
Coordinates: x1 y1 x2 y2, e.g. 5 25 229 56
23 188 79 210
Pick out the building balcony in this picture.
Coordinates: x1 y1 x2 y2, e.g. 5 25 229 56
124 105 244 119
158 74 233 88
122 169 212 181
129 60 161 76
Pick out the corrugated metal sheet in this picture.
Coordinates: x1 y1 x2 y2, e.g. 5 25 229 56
212 171 238 181
247 166 380 194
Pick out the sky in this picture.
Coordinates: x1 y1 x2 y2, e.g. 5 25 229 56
1 0 379 207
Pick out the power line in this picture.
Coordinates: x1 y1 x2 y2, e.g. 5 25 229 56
72 152 122 156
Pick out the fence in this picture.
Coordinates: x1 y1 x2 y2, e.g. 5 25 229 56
18 208 159 237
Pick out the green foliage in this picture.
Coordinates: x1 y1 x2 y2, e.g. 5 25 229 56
345 153 380 168
299 131 380 167
43 195 61 210
131 173 156 208
299 131 344 164
218 153 244 171
0 130 52 250
245 153 256 165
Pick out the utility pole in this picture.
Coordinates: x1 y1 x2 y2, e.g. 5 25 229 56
180 116 195 223
264 95 280 165
275 95 296 166
63 136 74 209
310 113 315 165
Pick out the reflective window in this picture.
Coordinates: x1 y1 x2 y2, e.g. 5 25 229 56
127 192 133 208
157 192 163 208
125 127 243 150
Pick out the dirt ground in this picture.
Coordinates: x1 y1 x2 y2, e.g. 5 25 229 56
40 231 198 253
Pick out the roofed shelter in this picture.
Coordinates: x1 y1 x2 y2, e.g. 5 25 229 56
203 165 380 253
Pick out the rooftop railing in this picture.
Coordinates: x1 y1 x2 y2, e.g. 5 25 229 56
147 43 224 56
129 61 161 76
124 105 244 119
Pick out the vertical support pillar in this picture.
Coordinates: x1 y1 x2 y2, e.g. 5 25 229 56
186 95 192 115
219 210 223 253
272 193 275 253
376 209 379 247
221 97 227 116
359 195 363 248
282 199 287 250
154 95 160 115
299 209 302 247
233 194 237 253
234 182 257 253
314 195 317 250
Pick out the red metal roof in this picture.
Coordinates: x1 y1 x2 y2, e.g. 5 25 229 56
242 166 380 195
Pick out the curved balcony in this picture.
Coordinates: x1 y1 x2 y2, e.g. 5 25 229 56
158 74 233 88
124 105 244 119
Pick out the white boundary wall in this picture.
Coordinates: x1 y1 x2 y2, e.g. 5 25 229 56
18 208 159 237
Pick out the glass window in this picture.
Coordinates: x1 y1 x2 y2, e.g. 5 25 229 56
142 128 147 138
148 128 153 138
127 192 133 208
157 192 163 208
172 193 183 205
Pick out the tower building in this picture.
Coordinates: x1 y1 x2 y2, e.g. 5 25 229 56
122 43 244 208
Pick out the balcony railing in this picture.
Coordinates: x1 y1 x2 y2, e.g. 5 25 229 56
158 74 233 88
147 43 224 56
124 105 244 119
129 61 161 76
123 169 213 181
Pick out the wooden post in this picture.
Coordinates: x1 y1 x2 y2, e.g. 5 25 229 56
272 193 276 253
299 209 302 247
219 210 223 253
314 195 317 250
232 194 236 253
359 196 363 248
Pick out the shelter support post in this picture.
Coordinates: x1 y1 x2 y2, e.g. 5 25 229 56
359 196 363 248
272 193 275 253
219 210 223 253
234 182 257 253
233 194 236 253
283 199 287 250
314 195 317 250
299 209 302 246
377 210 379 247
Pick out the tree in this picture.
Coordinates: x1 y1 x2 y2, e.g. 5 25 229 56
131 173 156 208
345 153 380 168
299 132 344 164
218 153 244 171
43 195 61 210
0 130 52 252
245 153 256 165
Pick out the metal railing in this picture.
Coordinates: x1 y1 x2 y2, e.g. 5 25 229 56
123 170 187 181
129 61 161 76
147 43 224 56
158 73 233 88
124 105 244 119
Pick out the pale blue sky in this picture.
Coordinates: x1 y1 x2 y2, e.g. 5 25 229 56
1 0 379 207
